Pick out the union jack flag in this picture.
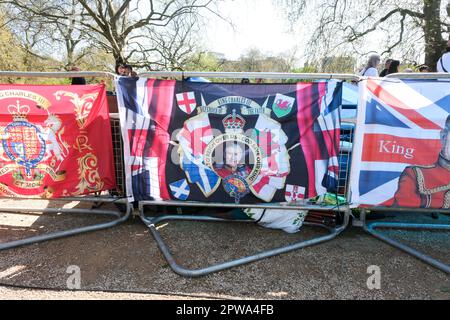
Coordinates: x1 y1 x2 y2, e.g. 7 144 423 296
116 78 175 201
350 78 450 207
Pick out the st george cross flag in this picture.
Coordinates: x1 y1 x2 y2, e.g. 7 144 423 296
116 78 342 203
176 91 197 114
350 78 450 209
0 84 116 198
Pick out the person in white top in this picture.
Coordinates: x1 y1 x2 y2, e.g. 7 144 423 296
437 40 450 73
360 53 381 77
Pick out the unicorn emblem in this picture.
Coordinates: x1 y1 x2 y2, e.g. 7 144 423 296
42 115 69 164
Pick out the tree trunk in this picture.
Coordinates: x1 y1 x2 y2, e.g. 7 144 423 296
111 36 126 65
66 39 74 69
423 0 446 71
113 50 125 65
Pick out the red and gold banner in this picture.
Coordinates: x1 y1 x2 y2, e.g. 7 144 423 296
0 84 115 198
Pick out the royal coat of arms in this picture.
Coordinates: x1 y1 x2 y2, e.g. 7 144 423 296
0 86 115 198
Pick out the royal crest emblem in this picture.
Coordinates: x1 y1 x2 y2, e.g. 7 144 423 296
2 101 46 176
0 100 68 191
223 174 250 203
177 95 290 203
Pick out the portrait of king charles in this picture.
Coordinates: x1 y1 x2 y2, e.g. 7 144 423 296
214 142 252 179
212 109 252 180
393 115 450 209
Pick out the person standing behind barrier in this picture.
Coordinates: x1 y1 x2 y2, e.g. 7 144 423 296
386 59 400 75
115 63 131 76
419 64 430 72
393 115 450 209
437 40 450 72
359 54 381 77
379 59 392 77
125 65 134 76
70 66 86 85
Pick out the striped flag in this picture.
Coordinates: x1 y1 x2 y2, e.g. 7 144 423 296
116 78 175 201
297 81 342 196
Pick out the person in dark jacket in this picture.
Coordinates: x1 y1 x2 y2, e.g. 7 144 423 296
386 60 400 75
70 66 86 85
379 59 392 77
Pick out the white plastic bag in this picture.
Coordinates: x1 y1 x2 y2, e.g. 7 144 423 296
243 208 307 234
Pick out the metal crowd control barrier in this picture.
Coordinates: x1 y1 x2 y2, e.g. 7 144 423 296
356 72 450 275
136 72 356 277
0 71 131 251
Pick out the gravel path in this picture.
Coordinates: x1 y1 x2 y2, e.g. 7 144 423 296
0 286 209 300
0 200 449 300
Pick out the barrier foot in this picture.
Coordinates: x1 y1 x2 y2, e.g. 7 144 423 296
361 209 450 274
140 206 350 278
0 199 132 251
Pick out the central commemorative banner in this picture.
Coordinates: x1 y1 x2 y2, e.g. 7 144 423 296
0 84 116 198
117 79 342 203
350 78 450 209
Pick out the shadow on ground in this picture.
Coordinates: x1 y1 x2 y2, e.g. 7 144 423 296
0 204 449 300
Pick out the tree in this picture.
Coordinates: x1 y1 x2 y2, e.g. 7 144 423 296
0 0 222 67
223 48 298 72
134 15 202 71
318 56 357 73
0 15 67 83
54 1 90 69
1 0 93 70
279 0 450 70
0 15 25 72
182 51 225 72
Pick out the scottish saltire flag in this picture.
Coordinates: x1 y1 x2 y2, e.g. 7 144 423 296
169 179 190 200
350 78 450 208
181 155 220 195
116 78 342 203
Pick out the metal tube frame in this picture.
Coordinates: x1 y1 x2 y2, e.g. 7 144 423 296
140 201 350 277
0 197 132 250
0 71 131 251
356 73 450 275
384 72 450 80
360 208 450 274
138 71 360 81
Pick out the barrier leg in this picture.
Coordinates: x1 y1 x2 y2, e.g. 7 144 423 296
361 209 450 274
140 202 350 277
0 197 131 250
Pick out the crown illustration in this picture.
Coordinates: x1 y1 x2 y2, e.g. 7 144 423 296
8 100 30 121
222 109 246 133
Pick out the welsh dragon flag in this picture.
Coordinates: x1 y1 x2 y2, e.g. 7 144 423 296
117 78 342 203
